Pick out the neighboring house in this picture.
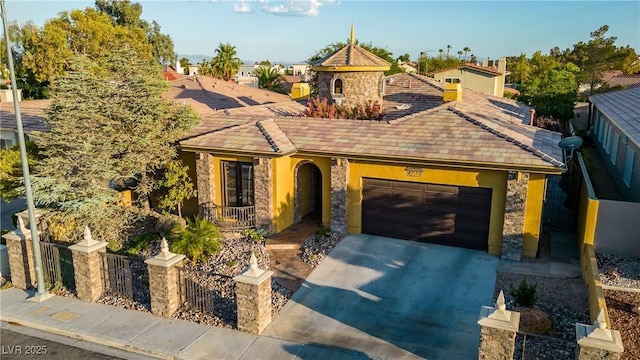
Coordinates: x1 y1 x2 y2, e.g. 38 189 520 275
237 64 256 77
430 57 507 98
288 63 311 81
605 74 640 89
589 86 640 202
163 66 184 81
0 98 49 150
174 32 565 260
398 60 417 74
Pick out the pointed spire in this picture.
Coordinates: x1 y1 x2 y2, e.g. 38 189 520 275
16 216 28 237
350 22 355 45
250 253 259 270
83 226 93 242
595 308 607 329
496 290 506 311
160 237 169 255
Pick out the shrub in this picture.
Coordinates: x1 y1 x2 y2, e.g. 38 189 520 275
122 232 161 257
169 217 221 265
304 97 386 120
315 225 330 239
242 228 268 243
509 277 538 307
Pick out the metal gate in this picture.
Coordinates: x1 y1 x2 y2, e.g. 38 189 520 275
178 267 236 319
100 252 148 302
543 174 576 229
39 242 75 291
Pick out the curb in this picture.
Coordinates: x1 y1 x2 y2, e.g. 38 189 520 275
0 314 171 360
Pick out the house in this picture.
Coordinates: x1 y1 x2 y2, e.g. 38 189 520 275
605 74 640 89
430 58 507 98
0 98 49 150
398 60 417 74
589 86 640 202
288 63 311 81
175 29 565 260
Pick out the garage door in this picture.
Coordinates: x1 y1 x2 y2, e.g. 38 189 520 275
362 178 492 250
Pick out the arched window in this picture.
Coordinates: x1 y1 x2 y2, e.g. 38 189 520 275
333 78 343 95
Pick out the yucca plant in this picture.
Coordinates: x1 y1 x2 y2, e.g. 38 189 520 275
169 217 221 265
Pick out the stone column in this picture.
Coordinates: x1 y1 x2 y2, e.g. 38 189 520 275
501 172 529 261
69 226 108 302
330 158 349 235
477 291 521 360
575 309 624 360
234 254 274 334
253 157 274 234
195 152 216 217
2 217 36 289
145 238 185 317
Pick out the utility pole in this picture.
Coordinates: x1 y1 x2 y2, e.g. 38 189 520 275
1 0 51 301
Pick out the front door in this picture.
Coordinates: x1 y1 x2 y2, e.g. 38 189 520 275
223 162 254 206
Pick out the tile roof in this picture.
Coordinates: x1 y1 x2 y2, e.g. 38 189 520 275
590 86 640 147
429 62 502 76
0 100 50 133
311 44 390 68
605 75 640 89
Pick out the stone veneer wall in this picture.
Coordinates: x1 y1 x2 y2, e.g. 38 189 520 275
3 234 35 289
253 158 274 233
71 250 105 302
501 172 529 261
147 265 181 317
478 326 517 359
330 158 349 235
236 277 272 334
317 71 385 108
195 153 216 216
576 347 622 360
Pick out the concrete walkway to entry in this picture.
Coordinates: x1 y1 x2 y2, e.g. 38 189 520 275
263 234 500 360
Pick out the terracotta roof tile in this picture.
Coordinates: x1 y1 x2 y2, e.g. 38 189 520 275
311 44 390 68
429 62 502 76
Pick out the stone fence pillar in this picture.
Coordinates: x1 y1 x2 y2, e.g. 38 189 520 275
330 158 349 235
145 238 185 317
477 290 521 360
575 309 624 359
233 253 273 334
2 217 36 289
69 226 108 302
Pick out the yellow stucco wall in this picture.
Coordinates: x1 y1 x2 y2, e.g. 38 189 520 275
346 161 508 255
272 156 332 233
522 173 546 258
577 183 600 247
434 68 505 97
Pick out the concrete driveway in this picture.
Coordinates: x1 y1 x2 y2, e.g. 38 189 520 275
263 234 499 359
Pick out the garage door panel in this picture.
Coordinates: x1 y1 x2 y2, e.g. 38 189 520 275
362 178 491 251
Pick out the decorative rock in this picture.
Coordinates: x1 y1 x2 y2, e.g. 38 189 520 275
518 308 553 334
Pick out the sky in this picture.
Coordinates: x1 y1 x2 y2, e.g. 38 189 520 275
4 1 640 64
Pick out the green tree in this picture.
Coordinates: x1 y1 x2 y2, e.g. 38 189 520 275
506 53 532 84
398 53 410 63
179 57 190 74
170 217 221 265
463 47 471 61
30 48 200 242
95 0 176 66
519 63 579 122
568 25 619 93
255 66 284 93
0 142 40 201
210 42 241 81
157 160 196 217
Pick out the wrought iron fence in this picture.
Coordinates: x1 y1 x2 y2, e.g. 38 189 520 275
201 203 256 230
178 266 236 319
100 252 148 302
543 174 576 229
39 242 75 291
513 331 575 360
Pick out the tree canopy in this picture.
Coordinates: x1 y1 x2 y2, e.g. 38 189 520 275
30 49 200 242
308 39 404 76
518 63 580 122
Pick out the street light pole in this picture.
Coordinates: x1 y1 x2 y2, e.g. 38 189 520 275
1 0 51 301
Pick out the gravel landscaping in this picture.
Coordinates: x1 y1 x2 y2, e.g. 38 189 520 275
597 253 640 290
493 272 589 359
301 232 344 268
605 289 640 360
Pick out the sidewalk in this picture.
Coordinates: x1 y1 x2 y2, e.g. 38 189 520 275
0 288 363 360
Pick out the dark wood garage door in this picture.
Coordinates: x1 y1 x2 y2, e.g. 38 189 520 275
362 178 492 250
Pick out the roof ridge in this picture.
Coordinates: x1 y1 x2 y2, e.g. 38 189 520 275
406 73 445 91
387 103 451 124
256 119 297 153
179 120 254 142
447 106 564 168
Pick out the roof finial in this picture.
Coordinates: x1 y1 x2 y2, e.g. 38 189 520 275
350 22 355 45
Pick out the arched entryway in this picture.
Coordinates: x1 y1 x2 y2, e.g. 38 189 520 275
294 162 323 223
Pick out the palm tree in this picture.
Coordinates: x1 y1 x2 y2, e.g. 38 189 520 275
256 66 283 92
463 47 471 61
438 49 444 59
211 42 241 81
457 50 463 61
446 44 452 57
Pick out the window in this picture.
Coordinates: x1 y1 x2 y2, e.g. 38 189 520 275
222 162 254 207
593 112 600 136
623 146 635 188
598 116 605 142
444 77 461 83
0 138 14 150
333 78 343 95
611 132 620 165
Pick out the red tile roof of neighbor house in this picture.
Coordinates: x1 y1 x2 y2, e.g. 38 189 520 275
180 72 565 173
605 74 640 89
163 66 184 81
590 86 640 147
0 99 50 133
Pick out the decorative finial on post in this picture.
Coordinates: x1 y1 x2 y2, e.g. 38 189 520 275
160 237 169 255
496 290 506 311
350 22 355 45
16 216 28 237
250 253 259 270
595 308 608 330
84 226 93 242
